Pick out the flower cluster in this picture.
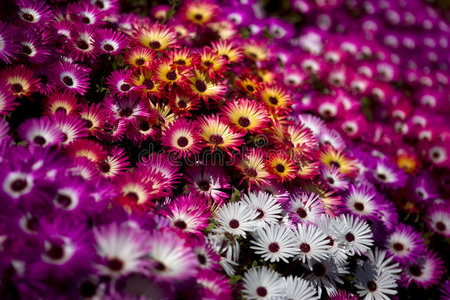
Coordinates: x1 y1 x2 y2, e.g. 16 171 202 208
0 0 449 299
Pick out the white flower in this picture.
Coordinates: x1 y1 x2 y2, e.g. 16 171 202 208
305 257 348 298
333 214 373 255
293 223 330 265
315 215 348 266
242 191 283 226
285 275 319 300
250 224 298 263
214 202 258 237
355 264 398 300
242 266 286 300
289 191 325 224
366 248 402 280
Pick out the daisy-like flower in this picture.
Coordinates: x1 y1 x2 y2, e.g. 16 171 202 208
18 117 64 147
154 57 191 88
354 263 398 300
242 266 286 300
185 164 230 206
287 191 326 224
94 223 151 277
402 250 445 289
132 68 162 99
105 69 138 97
188 71 226 101
168 48 200 70
221 98 269 134
294 223 330 265
198 47 228 79
322 166 349 190
51 110 88 145
250 224 298 263
214 202 258 237
242 39 270 62
0 83 17 116
169 88 199 115
78 102 107 134
125 46 156 69
273 122 318 160
1 65 38 97
198 115 244 155
257 84 292 112
235 73 260 97
19 29 51 64
343 184 381 222
426 203 450 238
164 194 210 233
133 23 178 51
369 158 407 189
285 275 320 300
242 191 283 226
90 0 119 15
69 25 97 60
161 119 202 159
181 0 218 25
96 29 128 55
196 269 232 299
318 128 345 149
366 248 402 280
43 90 79 116
55 61 90 95
266 152 299 183
212 39 243 63
305 257 348 298
385 223 426 264
147 230 197 281
104 95 149 126
66 139 107 163
97 146 129 179
69 1 105 26
0 22 18 64
16 0 52 26
333 214 373 256
320 146 359 179
236 148 272 188
113 169 158 210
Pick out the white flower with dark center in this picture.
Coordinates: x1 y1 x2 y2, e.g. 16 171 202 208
305 257 348 298
288 191 325 224
344 184 381 221
242 191 283 226
355 263 398 300
285 275 319 300
315 215 348 266
333 214 373 255
214 202 258 237
242 266 286 300
94 223 151 277
366 248 402 280
2 171 34 199
293 223 330 265
250 224 298 263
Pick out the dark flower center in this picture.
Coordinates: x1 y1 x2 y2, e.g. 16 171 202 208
345 126 354 133
409 264 422 276
198 180 210 191
393 242 404 251
177 137 189 148
136 58 146 66
245 168 257 178
312 263 326 276
367 280 377 292
149 41 161 50
256 287 267 297
297 208 307 218
103 44 114 52
432 151 440 159
269 97 278 105
436 221 446 231
327 177 335 184
229 219 239 229
238 116 251 128
98 162 111 173
63 76 74 87
22 13 35 22
38 74 49 84
119 107 133 117
194 14 203 21
11 83 24 94
174 220 187 229
11 179 27 192
416 190 425 199
77 40 90 50
80 280 97 297
139 121 150 132
376 173 387 181
33 135 46 145
178 100 187 108
255 208 264 219
143 79 154 89
154 261 166 271
81 16 91 24
56 194 72 208
126 192 139 202
195 80 207 92
275 164 285 173
197 254 207 265
326 236 334 246
26 216 39 232
345 232 355 242
176 59 185 65
300 242 311 253
330 161 340 168
268 242 280 253
120 83 131 92
246 84 255 92
354 202 364 211
107 258 124 271
22 45 32 55
47 243 64 260
84 119 93 129
209 134 223 145
95 1 104 9
166 70 177 81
